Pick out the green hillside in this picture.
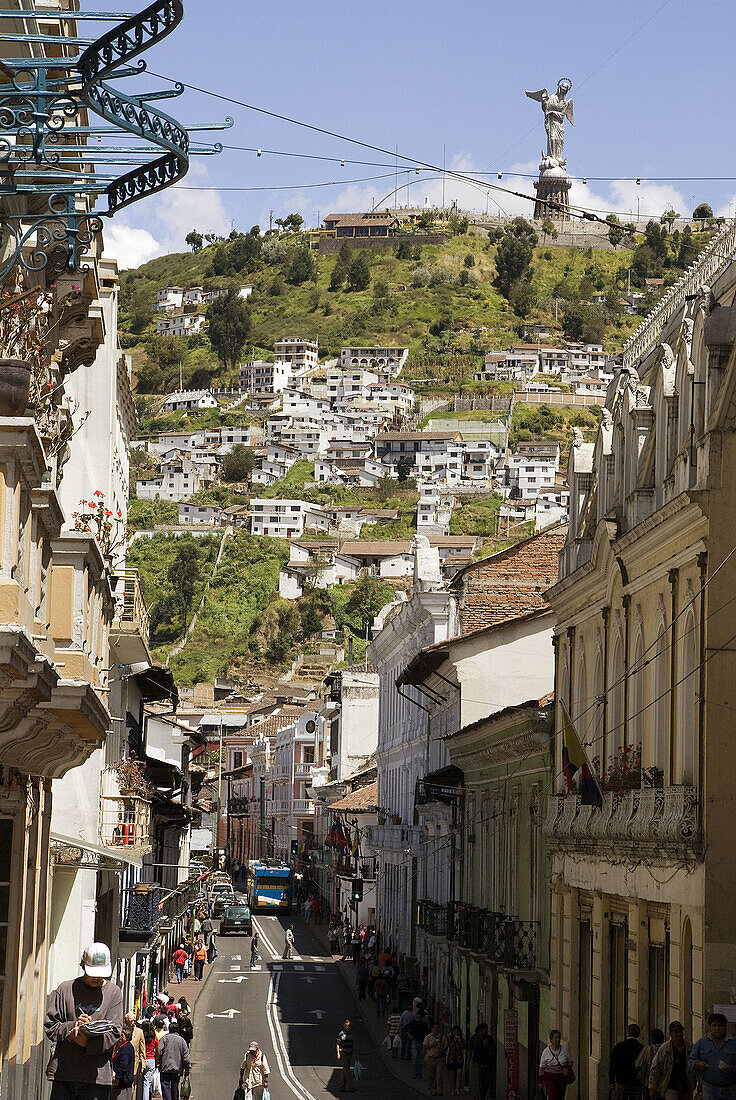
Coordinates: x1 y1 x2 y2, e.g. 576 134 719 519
120 217 716 397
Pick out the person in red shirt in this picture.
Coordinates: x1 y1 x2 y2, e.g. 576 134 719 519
140 1019 159 1100
173 945 188 984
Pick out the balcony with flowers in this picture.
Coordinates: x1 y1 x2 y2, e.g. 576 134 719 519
100 760 152 858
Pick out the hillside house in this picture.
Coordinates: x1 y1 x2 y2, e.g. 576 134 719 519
239 359 290 395
340 345 409 375
161 389 218 413
157 286 184 310
323 213 399 238
249 499 329 539
274 337 319 372
178 503 223 526
374 430 463 485
156 311 206 337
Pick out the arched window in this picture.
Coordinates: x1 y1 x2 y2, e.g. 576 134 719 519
653 621 669 783
630 628 646 756
677 610 698 785
608 634 625 770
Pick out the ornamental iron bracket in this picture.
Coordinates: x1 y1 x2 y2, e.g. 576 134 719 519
0 1 231 280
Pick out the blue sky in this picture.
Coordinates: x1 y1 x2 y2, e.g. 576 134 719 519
100 0 732 267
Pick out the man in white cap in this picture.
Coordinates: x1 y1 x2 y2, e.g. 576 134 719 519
44 941 123 1099
240 1040 270 1099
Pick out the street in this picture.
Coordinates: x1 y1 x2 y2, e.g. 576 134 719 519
189 916 422 1100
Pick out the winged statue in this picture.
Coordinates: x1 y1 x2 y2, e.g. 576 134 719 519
526 79 574 166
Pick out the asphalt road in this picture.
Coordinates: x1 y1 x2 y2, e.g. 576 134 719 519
188 913 422 1100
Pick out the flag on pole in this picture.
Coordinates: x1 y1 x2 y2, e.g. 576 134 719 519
560 701 602 809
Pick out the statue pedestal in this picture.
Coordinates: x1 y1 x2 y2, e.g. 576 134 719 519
533 170 571 221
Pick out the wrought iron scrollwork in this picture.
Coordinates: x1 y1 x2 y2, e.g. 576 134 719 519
0 0 228 279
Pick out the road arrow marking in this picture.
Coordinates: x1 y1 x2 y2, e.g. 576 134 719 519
206 1009 241 1019
309 1010 326 1020
218 976 250 983
232 955 242 961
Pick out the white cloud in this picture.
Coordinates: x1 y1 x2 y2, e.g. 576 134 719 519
102 223 161 270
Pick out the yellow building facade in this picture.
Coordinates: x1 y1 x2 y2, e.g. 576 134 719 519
546 225 736 1099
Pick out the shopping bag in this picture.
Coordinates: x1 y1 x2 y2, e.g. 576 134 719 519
152 1068 162 1098
353 1059 363 1081
262 1090 271 1100
392 1035 402 1050
180 1076 192 1099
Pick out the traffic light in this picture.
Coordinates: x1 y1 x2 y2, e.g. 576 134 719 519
290 840 299 858
351 878 363 902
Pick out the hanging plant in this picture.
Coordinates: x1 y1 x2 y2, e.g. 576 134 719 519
0 282 54 417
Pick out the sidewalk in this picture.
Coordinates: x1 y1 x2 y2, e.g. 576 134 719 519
301 919 432 1098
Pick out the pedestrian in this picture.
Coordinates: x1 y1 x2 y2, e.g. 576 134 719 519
124 1011 145 1098
368 958 381 999
445 1025 466 1096
140 1019 159 1100
468 1022 494 1100
689 1012 736 1100
111 1024 135 1100
374 972 389 1016
337 1019 357 1092
304 896 313 923
250 931 260 969
341 927 352 962
406 1004 430 1080
177 1005 193 1048
423 1022 448 1096
240 1039 271 1099
154 1015 168 1045
313 896 322 923
538 1029 574 1100
158 1018 190 1100
193 939 207 981
44 941 123 1099
201 913 214 949
649 1020 693 1100
173 944 188 984
610 1023 644 1099
439 999 452 1037
351 929 361 965
284 923 295 959
327 926 337 955
207 928 218 964
387 1003 402 1059
396 966 411 1011
635 1028 664 1094
357 958 369 1000
399 1004 414 1061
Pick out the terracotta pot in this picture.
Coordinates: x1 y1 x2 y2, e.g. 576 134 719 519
0 358 31 416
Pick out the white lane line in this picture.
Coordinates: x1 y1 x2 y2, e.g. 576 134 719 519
252 917 280 960
266 971 316 1100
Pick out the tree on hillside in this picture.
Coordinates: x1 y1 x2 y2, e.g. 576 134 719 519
346 251 371 291
606 214 624 248
168 542 201 627
661 208 679 232
287 247 316 285
186 230 203 253
207 287 251 368
494 231 534 297
346 576 390 634
693 203 713 228
395 238 412 260
222 444 257 484
329 258 346 291
541 217 558 242
678 224 699 266
562 302 605 344
275 213 304 234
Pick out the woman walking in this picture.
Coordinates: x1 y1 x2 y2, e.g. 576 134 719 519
111 1024 135 1100
445 1025 465 1096
193 938 207 981
539 1029 574 1100
141 1019 159 1100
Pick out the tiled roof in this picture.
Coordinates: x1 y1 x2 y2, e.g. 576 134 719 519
324 212 399 227
329 781 379 813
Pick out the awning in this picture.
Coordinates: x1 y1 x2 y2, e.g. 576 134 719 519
130 663 179 708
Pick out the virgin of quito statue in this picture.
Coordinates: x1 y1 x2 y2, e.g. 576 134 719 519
526 78 574 220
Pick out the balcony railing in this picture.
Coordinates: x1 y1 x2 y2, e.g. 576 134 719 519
100 795 151 854
120 880 196 941
112 569 150 645
363 823 424 851
293 798 314 814
452 904 540 970
295 762 315 777
544 786 700 855
417 899 447 937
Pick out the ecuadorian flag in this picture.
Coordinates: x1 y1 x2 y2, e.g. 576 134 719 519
560 701 603 809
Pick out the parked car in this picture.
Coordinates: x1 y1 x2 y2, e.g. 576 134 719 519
188 860 207 880
220 904 253 936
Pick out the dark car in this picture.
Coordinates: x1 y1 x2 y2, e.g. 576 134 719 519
212 890 236 918
220 904 252 936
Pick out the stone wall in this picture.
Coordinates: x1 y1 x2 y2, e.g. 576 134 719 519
318 233 447 254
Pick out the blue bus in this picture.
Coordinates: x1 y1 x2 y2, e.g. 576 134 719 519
246 861 292 911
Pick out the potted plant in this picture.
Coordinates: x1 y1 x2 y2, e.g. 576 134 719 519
0 284 53 416
112 756 151 796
